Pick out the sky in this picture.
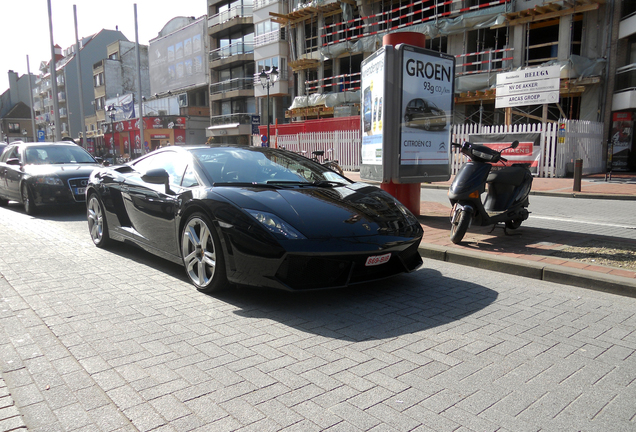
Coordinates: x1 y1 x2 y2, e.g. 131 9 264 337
0 0 206 93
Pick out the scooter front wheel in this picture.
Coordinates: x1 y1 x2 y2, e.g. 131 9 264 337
450 208 471 244
505 219 522 230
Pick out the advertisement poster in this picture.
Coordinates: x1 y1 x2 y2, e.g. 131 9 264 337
399 47 454 167
611 112 633 171
360 48 386 166
468 133 541 175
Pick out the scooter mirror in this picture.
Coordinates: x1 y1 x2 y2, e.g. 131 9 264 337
511 140 519 149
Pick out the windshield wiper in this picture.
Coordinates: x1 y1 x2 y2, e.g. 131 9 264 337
311 180 346 187
213 182 285 189
265 180 312 186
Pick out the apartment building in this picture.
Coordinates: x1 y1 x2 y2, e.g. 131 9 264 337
610 0 636 170
33 29 128 142
206 0 291 144
277 0 613 124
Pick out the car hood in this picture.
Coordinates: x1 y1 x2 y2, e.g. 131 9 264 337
213 182 419 239
25 164 100 177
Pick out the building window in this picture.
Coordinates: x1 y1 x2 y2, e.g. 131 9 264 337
8 123 20 133
94 72 104 87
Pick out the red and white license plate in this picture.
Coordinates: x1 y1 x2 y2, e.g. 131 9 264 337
365 253 391 267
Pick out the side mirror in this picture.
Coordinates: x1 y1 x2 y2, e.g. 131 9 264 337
142 168 174 195
510 140 519 149
6 158 21 166
142 168 170 185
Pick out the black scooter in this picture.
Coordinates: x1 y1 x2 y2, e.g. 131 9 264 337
448 140 533 244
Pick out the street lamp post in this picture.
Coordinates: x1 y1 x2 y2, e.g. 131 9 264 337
107 105 116 158
258 66 279 147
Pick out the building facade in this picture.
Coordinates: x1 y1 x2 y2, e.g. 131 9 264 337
609 0 636 170
0 71 37 142
33 30 128 142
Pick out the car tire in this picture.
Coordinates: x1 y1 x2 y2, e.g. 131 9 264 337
87 193 111 248
181 212 229 293
21 183 36 215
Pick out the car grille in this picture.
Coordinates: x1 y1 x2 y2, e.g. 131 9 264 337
67 178 89 202
275 242 422 290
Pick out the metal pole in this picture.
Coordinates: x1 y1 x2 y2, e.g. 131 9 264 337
73 5 86 147
26 55 37 141
134 4 145 156
266 83 270 147
47 0 61 141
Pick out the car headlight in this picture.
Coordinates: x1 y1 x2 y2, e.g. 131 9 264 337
246 209 306 240
35 176 64 186
395 201 420 226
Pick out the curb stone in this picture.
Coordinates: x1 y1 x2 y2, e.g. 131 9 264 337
418 243 636 298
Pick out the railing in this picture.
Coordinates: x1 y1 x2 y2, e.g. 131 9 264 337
305 72 361 92
455 48 514 76
321 0 510 48
208 4 253 27
210 113 254 126
615 63 636 93
210 78 254 95
252 68 288 86
254 0 278 10
209 42 254 62
255 28 285 47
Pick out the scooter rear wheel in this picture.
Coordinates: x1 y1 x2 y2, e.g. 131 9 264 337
450 208 471 244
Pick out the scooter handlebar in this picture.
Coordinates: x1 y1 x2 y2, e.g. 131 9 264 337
500 156 508 162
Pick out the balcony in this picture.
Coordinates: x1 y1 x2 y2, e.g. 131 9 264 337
57 76 65 87
612 64 636 111
254 0 281 11
209 42 254 68
255 28 286 47
209 112 253 127
208 112 255 137
210 78 254 101
208 4 253 36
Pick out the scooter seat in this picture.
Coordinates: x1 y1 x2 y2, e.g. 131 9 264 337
487 166 528 186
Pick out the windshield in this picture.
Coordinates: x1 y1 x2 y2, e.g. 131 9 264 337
25 145 96 165
192 147 351 186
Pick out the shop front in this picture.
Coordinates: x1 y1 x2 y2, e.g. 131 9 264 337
104 116 187 160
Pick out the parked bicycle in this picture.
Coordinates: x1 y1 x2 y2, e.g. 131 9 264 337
302 149 344 176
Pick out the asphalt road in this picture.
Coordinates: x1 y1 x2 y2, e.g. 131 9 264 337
421 188 636 240
1 203 636 431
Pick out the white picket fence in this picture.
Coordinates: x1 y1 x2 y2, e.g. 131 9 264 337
451 120 605 177
253 119 604 178
270 130 361 171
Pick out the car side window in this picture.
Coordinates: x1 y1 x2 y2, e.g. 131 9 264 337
2 147 19 163
181 166 199 188
133 151 188 187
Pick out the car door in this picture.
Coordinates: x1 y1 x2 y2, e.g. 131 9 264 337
122 150 188 256
0 145 23 201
